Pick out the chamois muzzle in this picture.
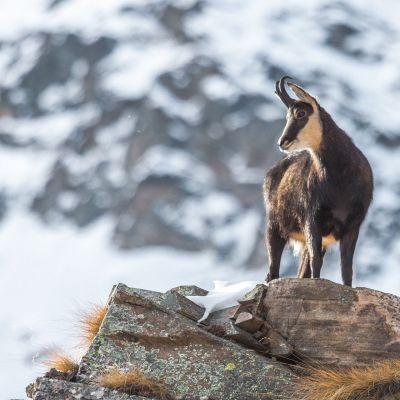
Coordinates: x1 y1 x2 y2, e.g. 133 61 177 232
278 137 293 151
275 76 295 108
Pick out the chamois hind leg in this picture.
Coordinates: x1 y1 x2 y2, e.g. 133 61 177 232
340 227 360 287
297 247 326 278
297 247 311 278
304 220 323 279
265 224 286 282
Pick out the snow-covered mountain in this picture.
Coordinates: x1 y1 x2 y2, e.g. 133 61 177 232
1 0 400 397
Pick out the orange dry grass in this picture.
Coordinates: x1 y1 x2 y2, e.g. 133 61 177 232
42 350 79 374
98 368 174 400
78 304 107 346
297 359 400 400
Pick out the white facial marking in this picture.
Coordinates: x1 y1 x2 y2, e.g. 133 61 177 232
278 82 323 154
285 110 322 153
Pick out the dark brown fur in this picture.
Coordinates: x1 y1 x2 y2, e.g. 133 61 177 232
264 100 373 286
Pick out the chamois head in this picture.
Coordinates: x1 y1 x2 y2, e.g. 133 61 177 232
275 76 322 153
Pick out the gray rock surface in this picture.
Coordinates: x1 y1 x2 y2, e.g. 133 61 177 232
233 278 400 366
78 283 295 400
29 378 153 400
27 279 400 399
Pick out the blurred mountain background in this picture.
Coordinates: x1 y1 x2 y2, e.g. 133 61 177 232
1 0 400 397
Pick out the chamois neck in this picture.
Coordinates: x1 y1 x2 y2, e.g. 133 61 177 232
310 107 352 178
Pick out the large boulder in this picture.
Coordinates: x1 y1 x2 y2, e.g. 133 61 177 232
77 283 295 400
232 278 400 366
27 279 400 399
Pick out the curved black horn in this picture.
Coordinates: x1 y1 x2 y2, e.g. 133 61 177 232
275 76 295 108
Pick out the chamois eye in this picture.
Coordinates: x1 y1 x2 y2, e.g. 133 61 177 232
296 110 306 119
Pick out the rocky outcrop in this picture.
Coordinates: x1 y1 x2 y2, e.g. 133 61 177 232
251 279 400 366
27 279 400 399
77 283 294 400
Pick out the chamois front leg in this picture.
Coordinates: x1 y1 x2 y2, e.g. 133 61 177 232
304 220 323 279
340 227 360 287
265 224 286 282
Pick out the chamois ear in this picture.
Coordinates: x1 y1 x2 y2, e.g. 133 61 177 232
287 82 318 111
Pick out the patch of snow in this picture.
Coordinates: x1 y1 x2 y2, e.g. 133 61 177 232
132 145 215 190
228 155 264 184
160 191 240 239
58 191 80 211
187 280 261 322
62 140 125 183
0 0 160 41
223 112 250 130
213 210 261 267
1 36 43 88
96 113 136 145
47 0 161 40
255 103 284 122
38 80 84 111
201 75 239 101
0 147 54 201
150 84 202 124
100 43 193 100
1 105 100 147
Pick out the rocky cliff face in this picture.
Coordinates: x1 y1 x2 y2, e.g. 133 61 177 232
27 279 400 399
2 0 400 275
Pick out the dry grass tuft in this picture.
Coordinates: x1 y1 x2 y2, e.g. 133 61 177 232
42 350 79 374
297 359 400 400
98 368 175 399
78 303 107 346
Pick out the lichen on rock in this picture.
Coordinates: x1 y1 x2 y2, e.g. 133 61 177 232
27 278 400 400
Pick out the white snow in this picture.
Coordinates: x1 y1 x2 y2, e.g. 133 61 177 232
0 0 158 41
228 155 264 184
58 191 80 211
38 80 84 111
161 191 240 239
132 145 215 190
1 36 43 88
159 192 261 268
99 42 193 100
187 280 261 322
1 105 100 147
150 84 202 124
0 147 55 199
213 210 261 267
201 75 240 101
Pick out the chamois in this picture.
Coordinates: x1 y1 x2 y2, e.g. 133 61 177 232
263 77 373 286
